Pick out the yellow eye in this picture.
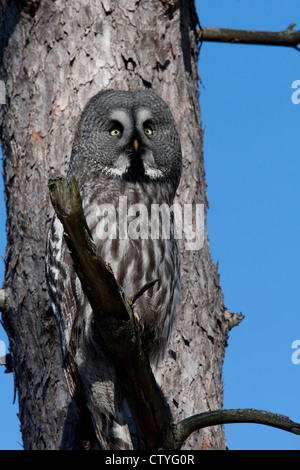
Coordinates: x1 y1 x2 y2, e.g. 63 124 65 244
144 127 153 135
110 129 121 136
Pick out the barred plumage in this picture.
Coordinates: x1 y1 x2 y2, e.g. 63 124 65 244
46 89 182 449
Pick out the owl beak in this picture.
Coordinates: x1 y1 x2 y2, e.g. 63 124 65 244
133 139 139 152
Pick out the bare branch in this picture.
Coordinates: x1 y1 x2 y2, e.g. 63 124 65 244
48 175 129 319
173 408 300 449
48 176 172 450
198 24 300 49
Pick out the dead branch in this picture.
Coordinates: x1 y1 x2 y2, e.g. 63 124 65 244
198 24 300 50
173 408 300 448
48 175 171 450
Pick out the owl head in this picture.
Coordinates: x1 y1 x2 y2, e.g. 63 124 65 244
69 89 182 194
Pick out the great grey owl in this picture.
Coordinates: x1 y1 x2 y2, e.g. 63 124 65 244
46 89 182 449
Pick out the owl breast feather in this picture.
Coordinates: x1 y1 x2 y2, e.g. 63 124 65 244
80 179 181 361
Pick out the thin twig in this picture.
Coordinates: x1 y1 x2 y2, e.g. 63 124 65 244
128 279 158 307
198 24 300 49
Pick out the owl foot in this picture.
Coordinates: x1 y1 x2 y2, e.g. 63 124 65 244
133 311 144 335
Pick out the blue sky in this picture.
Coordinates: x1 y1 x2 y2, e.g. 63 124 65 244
197 0 300 450
1 0 300 450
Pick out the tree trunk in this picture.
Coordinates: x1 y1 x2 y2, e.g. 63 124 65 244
0 0 229 450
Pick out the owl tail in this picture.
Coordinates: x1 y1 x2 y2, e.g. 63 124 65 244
67 363 133 450
92 412 133 450
76 337 134 450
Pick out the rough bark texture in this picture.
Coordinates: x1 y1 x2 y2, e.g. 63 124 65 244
0 0 229 449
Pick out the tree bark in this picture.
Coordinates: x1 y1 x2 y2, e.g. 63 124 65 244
0 0 229 449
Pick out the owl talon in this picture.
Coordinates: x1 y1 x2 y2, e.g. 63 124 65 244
134 311 144 334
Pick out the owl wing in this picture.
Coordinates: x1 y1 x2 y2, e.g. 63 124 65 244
46 216 133 450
